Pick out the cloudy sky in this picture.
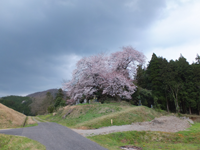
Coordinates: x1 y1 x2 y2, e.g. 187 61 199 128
0 0 200 97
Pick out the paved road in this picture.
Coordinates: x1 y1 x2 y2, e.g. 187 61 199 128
0 122 107 150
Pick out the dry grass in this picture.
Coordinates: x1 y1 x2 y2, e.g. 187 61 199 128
26 116 37 125
0 103 26 129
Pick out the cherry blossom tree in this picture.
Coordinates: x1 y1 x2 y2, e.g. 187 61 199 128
63 46 146 103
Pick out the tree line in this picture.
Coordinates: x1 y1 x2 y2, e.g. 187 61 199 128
0 96 32 115
135 53 200 115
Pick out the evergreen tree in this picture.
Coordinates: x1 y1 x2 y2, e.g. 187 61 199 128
54 88 66 108
134 52 200 115
146 53 167 110
195 54 200 64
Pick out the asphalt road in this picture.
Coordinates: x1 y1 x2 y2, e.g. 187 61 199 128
0 122 107 150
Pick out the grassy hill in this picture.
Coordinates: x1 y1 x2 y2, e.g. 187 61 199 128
38 101 166 129
0 103 26 129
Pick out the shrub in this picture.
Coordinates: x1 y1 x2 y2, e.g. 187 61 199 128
47 105 54 113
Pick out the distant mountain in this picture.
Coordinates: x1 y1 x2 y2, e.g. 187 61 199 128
27 89 59 99
27 89 67 115
0 89 67 116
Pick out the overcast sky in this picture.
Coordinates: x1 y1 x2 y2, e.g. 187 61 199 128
0 0 200 97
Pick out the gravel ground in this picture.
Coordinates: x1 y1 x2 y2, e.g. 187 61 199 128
72 116 193 137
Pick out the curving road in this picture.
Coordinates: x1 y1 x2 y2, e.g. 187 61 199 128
0 122 107 150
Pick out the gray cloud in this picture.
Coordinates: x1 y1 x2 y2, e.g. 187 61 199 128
0 0 166 96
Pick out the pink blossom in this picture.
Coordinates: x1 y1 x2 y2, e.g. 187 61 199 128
63 46 145 102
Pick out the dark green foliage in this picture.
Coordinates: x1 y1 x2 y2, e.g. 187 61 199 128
39 91 55 114
131 87 154 107
47 105 54 113
56 88 64 99
54 88 66 108
60 100 66 106
195 54 200 64
0 96 32 115
135 53 200 115
54 97 62 107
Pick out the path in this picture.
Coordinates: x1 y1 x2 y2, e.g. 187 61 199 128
31 116 48 123
0 122 107 150
73 116 192 137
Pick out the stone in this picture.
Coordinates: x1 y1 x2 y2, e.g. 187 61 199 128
187 119 194 124
152 119 164 125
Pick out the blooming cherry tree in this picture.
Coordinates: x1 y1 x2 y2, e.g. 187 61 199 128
63 46 145 103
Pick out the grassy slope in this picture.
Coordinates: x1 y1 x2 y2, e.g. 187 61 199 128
88 123 200 150
38 102 166 129
0 103 26 129
0 134 45 150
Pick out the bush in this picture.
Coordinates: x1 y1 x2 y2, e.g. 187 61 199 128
54 97 62 108
60 100 66 106
47 105 54 113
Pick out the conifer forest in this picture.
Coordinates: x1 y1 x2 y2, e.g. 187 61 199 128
134 53 200 115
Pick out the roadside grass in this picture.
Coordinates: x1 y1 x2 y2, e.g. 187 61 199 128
0 134 46 150
88 123 200 150
38 102 165 129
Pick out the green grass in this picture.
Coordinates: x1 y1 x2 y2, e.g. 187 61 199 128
88 123 200 150
0 134 46 150
75 106 163 129
38 102 165 129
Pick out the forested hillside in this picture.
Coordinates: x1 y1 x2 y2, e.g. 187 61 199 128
134 53 200 115
28 88 67 115
0 89 67 116
0 96 32 115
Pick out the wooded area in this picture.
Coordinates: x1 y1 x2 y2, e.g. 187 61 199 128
0 96 32 115
134 53 200 115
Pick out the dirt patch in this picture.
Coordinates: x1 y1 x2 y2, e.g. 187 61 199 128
26 116 36 125
190 116 200 122
120 145 142 150
72 116 192 137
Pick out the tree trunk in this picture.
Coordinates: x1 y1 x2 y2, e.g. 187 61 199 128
182 101 186 114
116 95 121 102
199 110 200 115
189 106 192 115
174 98 180 113
175 94 180 113
166 99 169 113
